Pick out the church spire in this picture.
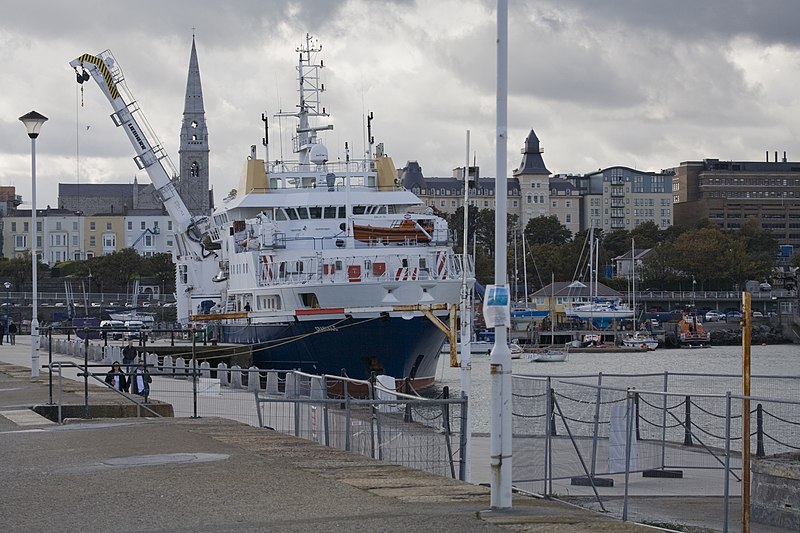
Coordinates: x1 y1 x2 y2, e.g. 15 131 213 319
179 35 211 215
184 35 205 114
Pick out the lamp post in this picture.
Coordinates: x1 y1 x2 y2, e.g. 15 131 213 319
20 110 48 378
3 281 10 343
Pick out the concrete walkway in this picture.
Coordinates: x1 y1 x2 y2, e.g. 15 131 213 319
0 337 788 532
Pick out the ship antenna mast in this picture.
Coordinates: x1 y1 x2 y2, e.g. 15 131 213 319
276 33 332 167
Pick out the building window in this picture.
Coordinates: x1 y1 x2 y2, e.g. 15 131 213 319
14 235 26 249
90 222 96 230
56 222 62 230
190 161 200 177
37 221 42 232
11 222 16 232
566 214 572 223
141 221 146 230
106 222 112 230
144 235 154 247
128 221 133 230
73 222 78 231
89 236 96 246
168 221 173 231
154 221 159 230
72 235 78 246
103 234 116 248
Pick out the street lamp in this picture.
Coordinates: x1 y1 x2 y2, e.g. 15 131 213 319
20 110 48 378
3 281 10 343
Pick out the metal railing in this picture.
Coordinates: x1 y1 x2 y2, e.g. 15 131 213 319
511 372 800 532
39 336 468 480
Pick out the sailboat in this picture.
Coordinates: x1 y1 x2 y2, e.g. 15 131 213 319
565 226 633 327
621 238 659 350
525 273 569 362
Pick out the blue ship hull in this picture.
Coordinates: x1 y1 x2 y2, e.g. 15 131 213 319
219 315 446 388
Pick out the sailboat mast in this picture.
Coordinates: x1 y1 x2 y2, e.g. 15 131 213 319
631 238 636 326
522 233 528 305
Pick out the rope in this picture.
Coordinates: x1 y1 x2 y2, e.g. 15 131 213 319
761 408 800 426
638 395 686 411
762 432 800 451
554 390 626 405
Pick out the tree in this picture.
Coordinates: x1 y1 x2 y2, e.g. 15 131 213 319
629 221 662 248
670 226 731 289
140 253 176 295
523 215 571 245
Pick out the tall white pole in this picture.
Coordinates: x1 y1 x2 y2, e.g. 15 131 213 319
30 136 40 377
490 0 512 509
460 130 472 481
20 110 47 378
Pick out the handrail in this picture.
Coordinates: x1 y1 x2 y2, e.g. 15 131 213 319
48 361 162 420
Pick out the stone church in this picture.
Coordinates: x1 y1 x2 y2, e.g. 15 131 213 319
59 37 213 217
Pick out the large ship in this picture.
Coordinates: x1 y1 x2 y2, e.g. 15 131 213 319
70 35 472 388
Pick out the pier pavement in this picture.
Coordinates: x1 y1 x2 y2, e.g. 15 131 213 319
0 337 788 532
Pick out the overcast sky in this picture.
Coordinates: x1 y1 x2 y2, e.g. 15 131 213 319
3 0 800 209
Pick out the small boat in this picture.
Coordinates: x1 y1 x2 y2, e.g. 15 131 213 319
353 218 433 244
621 330 659 351
442 339 524 358
677 313 710 348
525 343 569 362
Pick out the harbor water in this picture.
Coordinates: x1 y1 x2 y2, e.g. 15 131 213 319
433 343 800 434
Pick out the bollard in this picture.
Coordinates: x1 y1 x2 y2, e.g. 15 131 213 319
200 361 211 378
756 403 765 458
162 355 174 375
247 366 261 392
265 371 279 395
683 395 694 446
285 372 297 398
309 376 326 399
230 365 243 389
217 362 229 387
175 357 187 379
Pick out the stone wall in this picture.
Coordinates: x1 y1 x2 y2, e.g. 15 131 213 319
752 452 800 529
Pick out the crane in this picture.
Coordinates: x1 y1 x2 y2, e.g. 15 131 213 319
70 50 221 321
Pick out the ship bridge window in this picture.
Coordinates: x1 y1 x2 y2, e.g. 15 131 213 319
299 293 320 308
297 208 309 220
286 209 299 220
338 206 346 218
324 207 337 218
309 207 322 219
276 210 287 221
353 206 366 215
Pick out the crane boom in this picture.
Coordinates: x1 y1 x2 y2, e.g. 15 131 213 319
69 51 204 239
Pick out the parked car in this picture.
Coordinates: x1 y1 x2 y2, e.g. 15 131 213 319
752 311 764 318
705 310 723 322
725 310 743 321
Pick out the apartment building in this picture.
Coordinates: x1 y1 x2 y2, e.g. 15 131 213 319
672 154 800 247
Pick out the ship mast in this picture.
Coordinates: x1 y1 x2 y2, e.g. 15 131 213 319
275 33 332 168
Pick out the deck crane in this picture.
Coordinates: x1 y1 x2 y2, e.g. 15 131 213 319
70 50 220 319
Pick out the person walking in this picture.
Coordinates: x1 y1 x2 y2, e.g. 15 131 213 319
121 340 137 372
105 362 128 392
130 360 152 402
7 321 16 345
